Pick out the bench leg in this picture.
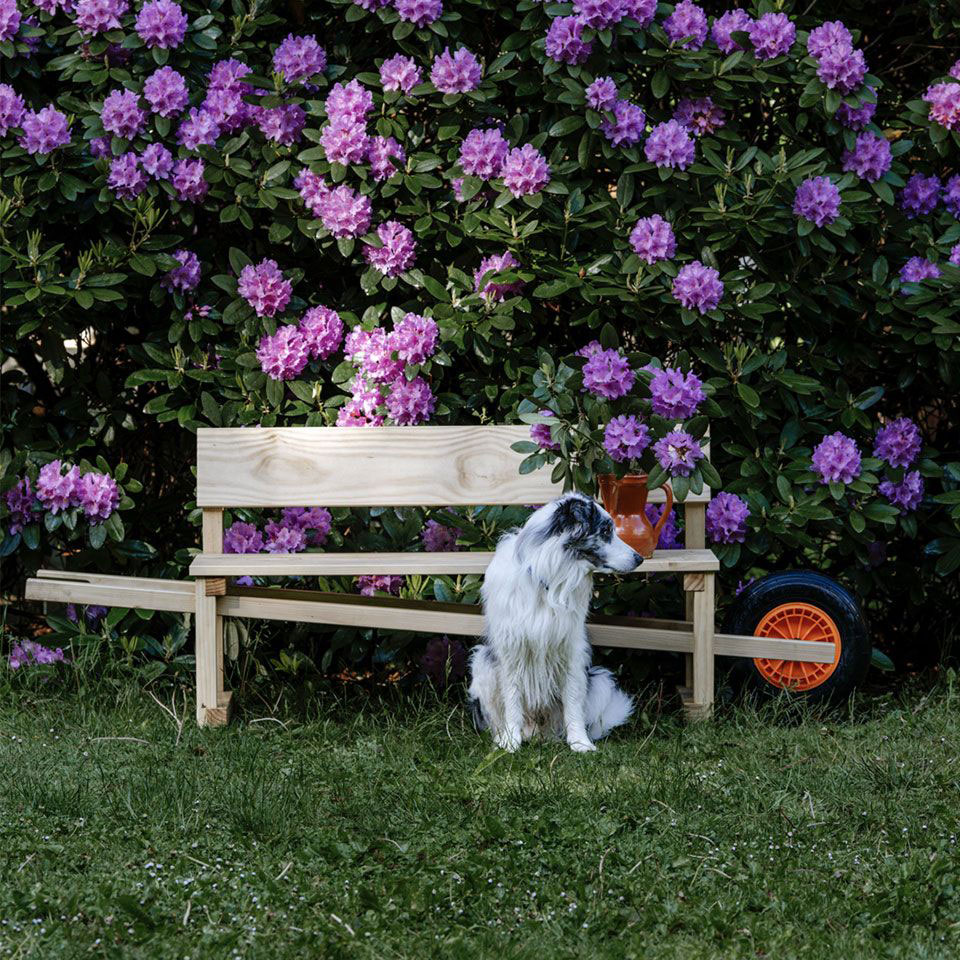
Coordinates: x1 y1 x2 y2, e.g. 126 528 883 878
680 573 715 721
195 579 230 727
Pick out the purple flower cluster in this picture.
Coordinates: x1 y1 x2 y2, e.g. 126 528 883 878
900 173 940 218
367 135 405 181
257 325 309 381
345 327 404 384
386 376 436 425
300 306 344 360
392 313 438 364
711 9 752 54
841 132 892 183
0 0 20 42
501 144 550 198
706 492 750 544
923 82 960 132
603 415 651 462
101 88 145 140
431 47 482 94
648 367 704 419
35 460 120 522
224 521 264 554
178 107 220 150
545 16 593 66
162 249 201 293
144 66 189 117
238 259 292 318
5 477 35 534
951 244 960 268
944 174 960 218
807 19 867 95
586 77 618 112
224 508 331 558
323 79 373 165
582 347 635 400
356 574 404 597
273 34 326 84
459 127 508 179
135 0 188 50
19 105 71 155
747 12 795 61
652 504 683 550
623 0 656 27
531 410 559 451
474 250 523 301
807 21 851 59
671 261 723 314
629 214 676 265
873 418 921 468
141 142 173 179
811 432 861 485
673 97 726 137
171 157 208 202
574 0 626 30
663 1 707 51
257 104 305 146
653 430 704 478
602 100 646 148
364 221 417 277
878 472 924 512
380 54 422 94
793 176 841 227
9 640 67 671
836 96 876 131
74 0 129 36
107 152 147 199
0 83 25 136
422 519 461 552
204 58 255 131
316 185 373 239
899 257 940 291
644 120 695 170
395 0 441 27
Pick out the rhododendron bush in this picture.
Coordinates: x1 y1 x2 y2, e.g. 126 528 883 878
2 0 959 664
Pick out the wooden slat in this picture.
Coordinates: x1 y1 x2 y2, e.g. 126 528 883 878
24 574 834 662
34 568 188 590
213 586 834 662
195 426 707 507
189 548 720 577
25 576 195 613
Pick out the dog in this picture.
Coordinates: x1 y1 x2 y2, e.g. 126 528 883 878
468 493 641 753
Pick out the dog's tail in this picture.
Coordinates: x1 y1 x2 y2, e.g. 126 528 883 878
585 666 633 740
467 643 496 733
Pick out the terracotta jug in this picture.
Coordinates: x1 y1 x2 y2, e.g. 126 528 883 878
597 474 674 558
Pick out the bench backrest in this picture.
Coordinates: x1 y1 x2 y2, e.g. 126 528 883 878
195 425 709 550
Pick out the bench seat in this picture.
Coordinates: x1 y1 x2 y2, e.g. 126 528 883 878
188 548 720 578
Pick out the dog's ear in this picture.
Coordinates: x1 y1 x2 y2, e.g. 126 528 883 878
548 495 594 542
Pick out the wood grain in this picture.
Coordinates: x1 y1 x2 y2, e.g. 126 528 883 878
189 548 721 577
195 426 709 507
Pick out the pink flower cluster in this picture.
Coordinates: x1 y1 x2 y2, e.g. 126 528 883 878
430 47 482 94
356 574 404 596
223 508 332 559
473 250 523 301
459 127 509 180
238 259 293 318
9 640 68 671
364 221 417 277
162 249 201 293
648 367 704 419
602 100 647 148
380 54 422 94
19 105 71 154
257 304 345 380
273 33 327 84
27 460 120 523
924 82 960 132
501 143 550 198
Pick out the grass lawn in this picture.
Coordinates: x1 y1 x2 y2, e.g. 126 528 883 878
1 673 959 959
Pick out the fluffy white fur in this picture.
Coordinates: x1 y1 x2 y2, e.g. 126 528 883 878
468 495 639 753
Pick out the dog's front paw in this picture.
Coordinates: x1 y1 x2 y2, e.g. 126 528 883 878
568 738 596 753
494 730 522 753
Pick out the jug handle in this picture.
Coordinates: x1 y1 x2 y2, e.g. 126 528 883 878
651 482 674 546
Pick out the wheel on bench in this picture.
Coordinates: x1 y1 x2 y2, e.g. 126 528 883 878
722 571 871 705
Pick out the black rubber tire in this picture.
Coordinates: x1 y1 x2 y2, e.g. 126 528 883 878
722 571 871 707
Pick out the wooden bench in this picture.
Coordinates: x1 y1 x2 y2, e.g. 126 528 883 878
26 425 837 727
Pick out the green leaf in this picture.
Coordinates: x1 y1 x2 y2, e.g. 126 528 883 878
736 382 760 408
870 648 895 672
651 70 669 99
88 523 107 550
548 115 585 137
228 247 252 275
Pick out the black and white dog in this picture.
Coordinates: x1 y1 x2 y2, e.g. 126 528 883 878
468 494 641 753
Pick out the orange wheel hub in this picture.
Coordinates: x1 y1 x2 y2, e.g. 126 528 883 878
753 602 842 691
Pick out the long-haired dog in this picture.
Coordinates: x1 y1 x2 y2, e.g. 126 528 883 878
468 493 641 752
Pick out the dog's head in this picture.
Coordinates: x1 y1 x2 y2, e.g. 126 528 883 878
519 493 642 575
